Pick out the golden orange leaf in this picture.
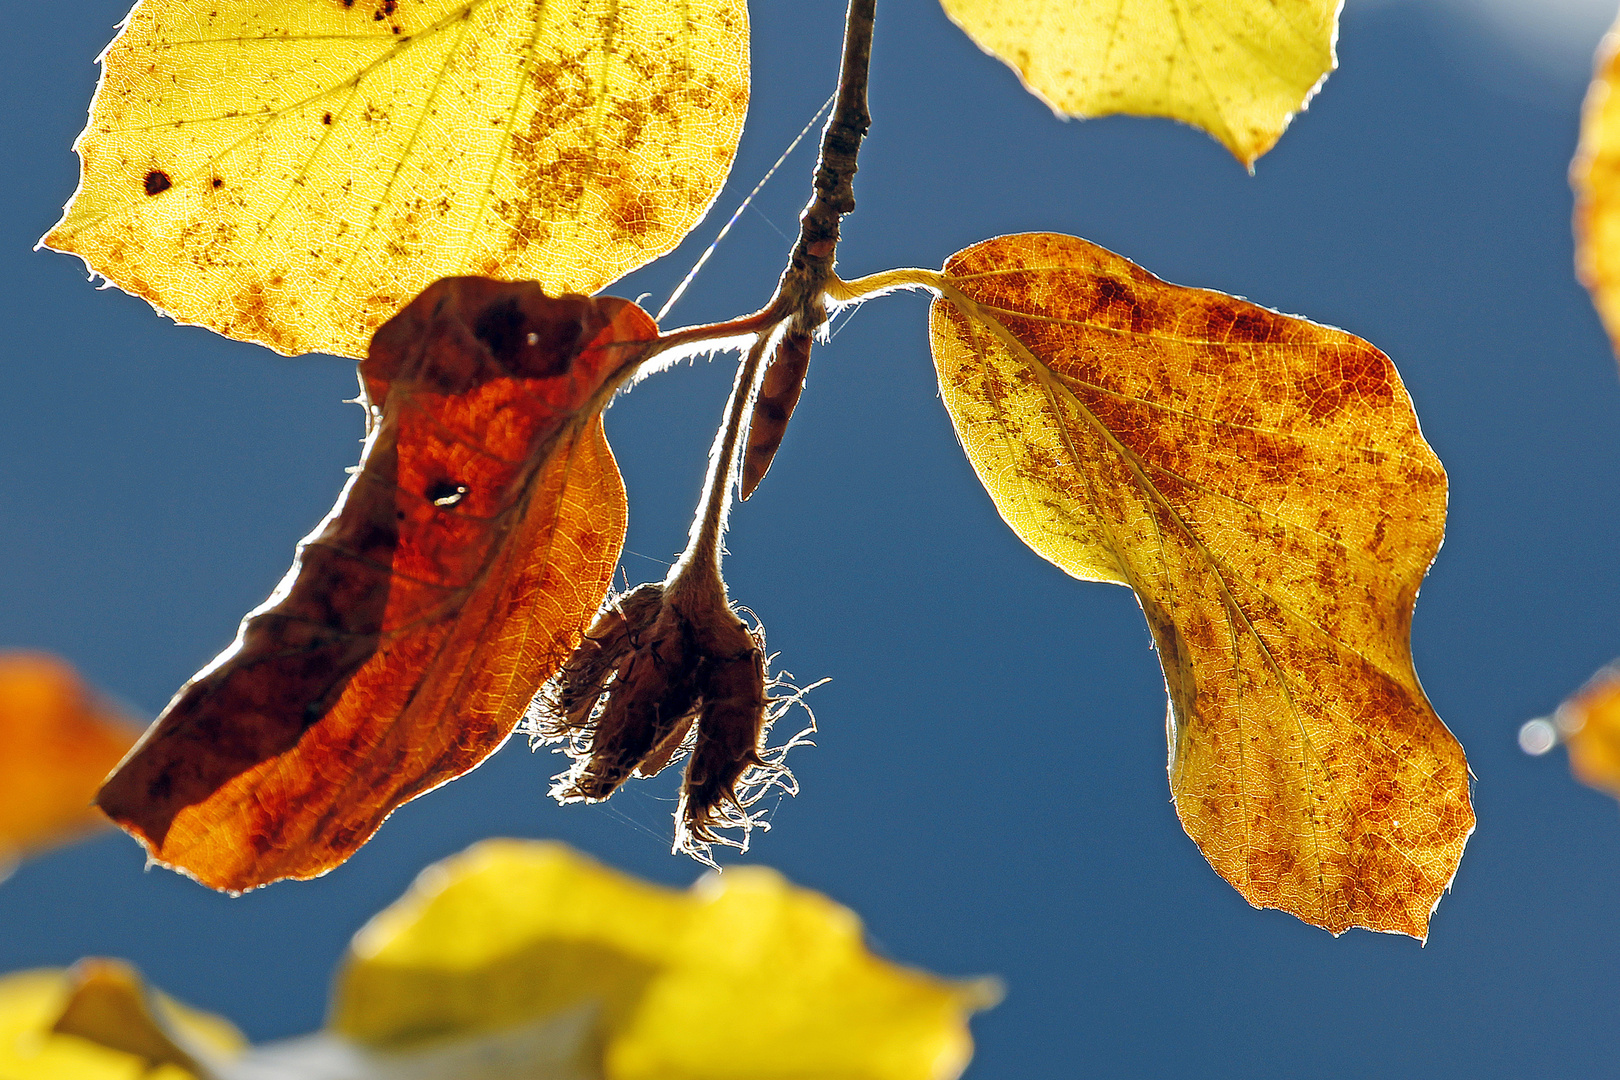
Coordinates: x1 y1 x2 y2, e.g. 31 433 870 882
1522 663 1620 800
42 0 747 358
937 0 1338 166
926 232 1472 937
97 279 656 892
1573 14 1620 367
0 653 139 874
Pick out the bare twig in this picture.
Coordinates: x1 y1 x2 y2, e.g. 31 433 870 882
652 0 878 557
541 0 879 858
646 0 875 353
780 0 875 325
669 332 772 600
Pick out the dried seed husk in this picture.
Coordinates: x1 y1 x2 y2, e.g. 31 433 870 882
569 599 703 800
681 639 769 846
534 575 800 862
549 583 666 730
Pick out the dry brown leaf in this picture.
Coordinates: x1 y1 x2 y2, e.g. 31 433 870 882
42 0 747 357
1573 14 1620 366
938 0 1339 166
0 653 140 874
927 232 1472 937
96 279 655 892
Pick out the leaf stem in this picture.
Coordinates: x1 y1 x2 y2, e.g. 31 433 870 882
667 331 773 604
828 267 943 302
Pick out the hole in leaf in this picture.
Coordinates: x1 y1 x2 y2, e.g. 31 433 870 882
425 480 468 508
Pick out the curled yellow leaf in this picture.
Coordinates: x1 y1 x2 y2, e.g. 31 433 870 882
43 0 748 357
332 839 997 1080
927 232 1472 937
938 0 1338 166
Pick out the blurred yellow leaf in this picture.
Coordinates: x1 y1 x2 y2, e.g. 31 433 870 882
0 960 243 1080
0 653 140 876
333 838 684 1046
0 843 989 1078
42 0 748 357
927 232 1472 937
332 839 998 1080
1573 15 1620 367
938 0 1338 166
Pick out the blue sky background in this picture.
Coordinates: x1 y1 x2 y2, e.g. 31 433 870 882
4 1 1620 1076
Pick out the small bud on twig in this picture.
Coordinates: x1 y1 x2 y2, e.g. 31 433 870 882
740 327 814 500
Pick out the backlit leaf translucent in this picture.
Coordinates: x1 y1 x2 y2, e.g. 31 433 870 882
938 0 1339 166
929 233 1472 937
333 839 999 1079
43 0 748 357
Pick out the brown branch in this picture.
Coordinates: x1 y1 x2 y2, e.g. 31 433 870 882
778 0 876 329
652 0 876 350
657 0 877 594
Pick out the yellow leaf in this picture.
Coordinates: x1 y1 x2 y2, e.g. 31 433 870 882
0 653 140 876
0 961 244 1080
333 839 686 1046
607 867 999 1080
331 839 997 1080
1573 15 1620 367
938 0 1338 166
927 232 1473 937
42 0 748 357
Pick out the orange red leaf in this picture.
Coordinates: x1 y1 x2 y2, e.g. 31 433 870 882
97 279 657 891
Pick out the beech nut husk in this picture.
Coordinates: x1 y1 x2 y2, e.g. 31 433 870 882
527 582 816 862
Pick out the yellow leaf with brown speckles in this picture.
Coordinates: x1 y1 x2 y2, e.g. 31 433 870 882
938 0 1338 166
42 0 748 357
928 233 1472 938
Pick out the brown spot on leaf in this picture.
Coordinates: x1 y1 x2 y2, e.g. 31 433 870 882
143 170 171 196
